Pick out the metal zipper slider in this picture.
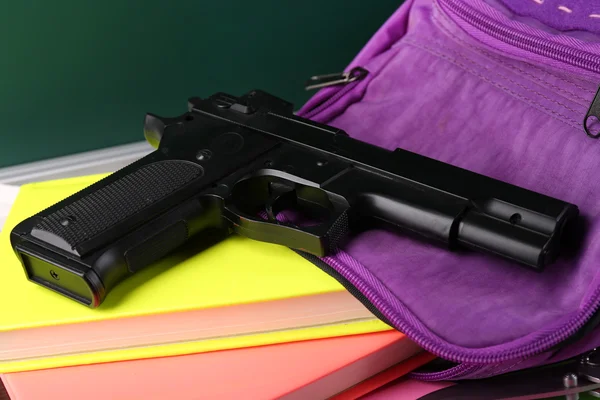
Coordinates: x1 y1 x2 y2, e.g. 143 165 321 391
584 85 600 138
305 67 368 91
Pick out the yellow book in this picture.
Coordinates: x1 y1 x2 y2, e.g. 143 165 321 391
0 174 390 373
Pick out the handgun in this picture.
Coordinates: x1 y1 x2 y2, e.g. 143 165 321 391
9 90 579 307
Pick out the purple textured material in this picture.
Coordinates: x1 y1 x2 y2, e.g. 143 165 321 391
493 0 600 36
297 0 600 379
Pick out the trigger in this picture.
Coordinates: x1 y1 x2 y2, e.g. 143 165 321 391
265 181 297 223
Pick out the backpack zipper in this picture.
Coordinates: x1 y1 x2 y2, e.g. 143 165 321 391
305 67 369 91
439 0 600 74
300 67 368 120
293 250 394 328
411 362 482 381
585 86 600 138
440 0 600 140
324 246 600 367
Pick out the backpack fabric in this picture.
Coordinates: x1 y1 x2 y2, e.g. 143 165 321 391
296 0 600 380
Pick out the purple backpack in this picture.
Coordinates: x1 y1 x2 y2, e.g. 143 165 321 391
296 0 600 380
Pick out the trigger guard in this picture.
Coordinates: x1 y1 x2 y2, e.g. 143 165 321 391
225 175 352 255
223 201 350 257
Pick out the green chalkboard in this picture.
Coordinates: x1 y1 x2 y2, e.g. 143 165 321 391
0 1 400 168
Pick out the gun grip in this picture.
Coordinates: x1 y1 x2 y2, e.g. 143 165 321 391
9 152 220 307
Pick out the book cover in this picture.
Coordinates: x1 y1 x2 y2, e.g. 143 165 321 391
1 331 428 400
0 174 390 373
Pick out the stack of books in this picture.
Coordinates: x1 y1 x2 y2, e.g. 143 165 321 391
0 174 434 399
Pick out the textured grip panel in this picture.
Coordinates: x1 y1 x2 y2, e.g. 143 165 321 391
34 160 203 250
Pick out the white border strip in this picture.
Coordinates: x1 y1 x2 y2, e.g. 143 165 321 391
0 183 21 231
0 141 153 185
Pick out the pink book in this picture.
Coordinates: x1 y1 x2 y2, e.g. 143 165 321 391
360 378 454 399
1 331 428 400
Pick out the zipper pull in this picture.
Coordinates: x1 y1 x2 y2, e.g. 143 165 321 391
585 85 600 139
305 67 368 91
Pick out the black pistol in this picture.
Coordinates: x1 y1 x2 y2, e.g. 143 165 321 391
9 90 579 307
